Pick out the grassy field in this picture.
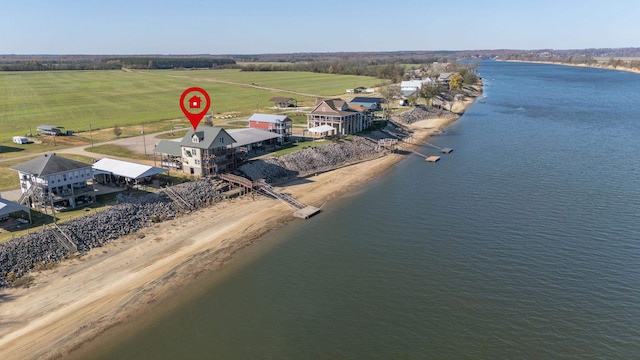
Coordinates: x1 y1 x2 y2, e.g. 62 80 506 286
156 69 385 96
0 69 381 139
85 144 153 161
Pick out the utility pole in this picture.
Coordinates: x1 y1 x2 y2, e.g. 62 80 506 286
89 122 94 148
142 123 147 156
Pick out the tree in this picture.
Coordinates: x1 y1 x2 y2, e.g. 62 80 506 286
449 73 464 90
113 124 122 137
419 81 443 106
380 84 400 120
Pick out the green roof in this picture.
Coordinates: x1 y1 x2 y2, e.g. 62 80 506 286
179 126 236 150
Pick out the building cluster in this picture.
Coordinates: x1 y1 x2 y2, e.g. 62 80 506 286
153 95 386 177
4 93 387 221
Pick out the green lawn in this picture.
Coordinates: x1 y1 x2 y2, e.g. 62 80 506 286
0 69 382 140
270 139 328 157
85 144 152 161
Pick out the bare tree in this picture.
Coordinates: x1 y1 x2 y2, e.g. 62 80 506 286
380 84 400 120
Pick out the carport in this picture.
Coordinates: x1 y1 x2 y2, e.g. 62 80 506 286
0 198 32 224
92 158 168 188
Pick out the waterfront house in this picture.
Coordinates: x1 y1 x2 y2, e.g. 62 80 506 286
154 126 237 176
400 79 433 97
306 98 373 136
11 153 94 209
248 113 292 144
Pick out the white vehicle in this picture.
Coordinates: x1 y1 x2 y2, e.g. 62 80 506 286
12 136 29 144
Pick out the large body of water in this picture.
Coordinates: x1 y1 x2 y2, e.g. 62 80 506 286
93 61 640 359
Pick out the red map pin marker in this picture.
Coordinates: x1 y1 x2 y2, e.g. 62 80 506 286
179 87 211 130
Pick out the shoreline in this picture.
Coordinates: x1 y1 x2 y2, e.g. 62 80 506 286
501 59 640 75
0 96 478 360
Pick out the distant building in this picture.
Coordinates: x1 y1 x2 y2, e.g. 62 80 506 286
11 153 94 209
438 72 456 88
248 113 292 144
349 97 384 111
306 98 373 136
400 79 432 97
269 97 297 108
36 125 66 136
154 126 237 177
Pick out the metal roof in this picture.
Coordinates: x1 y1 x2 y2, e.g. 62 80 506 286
0 198 30 218
36 125 64 131
11 153 91 176
154 139 182 156
92 158 168 180
350 97 384 104
226 128 281 148
180 126 236 150
248 113 291 124
307 125 336 133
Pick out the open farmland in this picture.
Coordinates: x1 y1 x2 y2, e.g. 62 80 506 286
149 69 385 96
0 69 382 137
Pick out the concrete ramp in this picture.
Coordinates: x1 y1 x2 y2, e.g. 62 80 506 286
294 206 321 219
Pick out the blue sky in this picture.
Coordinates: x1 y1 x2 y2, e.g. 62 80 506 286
1 0 638 54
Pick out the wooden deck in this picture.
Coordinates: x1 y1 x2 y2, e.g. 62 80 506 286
426 156 441 162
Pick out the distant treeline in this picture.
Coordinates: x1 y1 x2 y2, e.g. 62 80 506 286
500 52 640 71
0 61 121 71
0 56 236 71
111 57 236 69
241 60 428 82
3 48 640 72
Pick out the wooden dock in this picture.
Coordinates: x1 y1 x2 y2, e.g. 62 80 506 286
426 156 441 162
440 148 453 154
254 179 321 219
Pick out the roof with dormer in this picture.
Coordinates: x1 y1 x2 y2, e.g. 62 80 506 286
179 126 236 149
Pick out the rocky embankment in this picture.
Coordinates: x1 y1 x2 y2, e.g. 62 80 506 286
238 137 382 183
0 180 222 288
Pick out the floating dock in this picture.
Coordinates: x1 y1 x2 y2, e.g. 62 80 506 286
426 156 441 162
293 206 321 219
440 148 453 154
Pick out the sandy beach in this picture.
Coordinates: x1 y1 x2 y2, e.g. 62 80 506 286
0 105 473 359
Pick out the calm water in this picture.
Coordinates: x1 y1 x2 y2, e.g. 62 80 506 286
93 61 640 359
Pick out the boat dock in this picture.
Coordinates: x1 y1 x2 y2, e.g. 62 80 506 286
426 156 441 162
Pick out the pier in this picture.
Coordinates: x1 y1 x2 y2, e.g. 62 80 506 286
217 175 320 219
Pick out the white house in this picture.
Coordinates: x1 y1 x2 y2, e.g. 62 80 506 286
400 78 433 97
11 153 94 209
